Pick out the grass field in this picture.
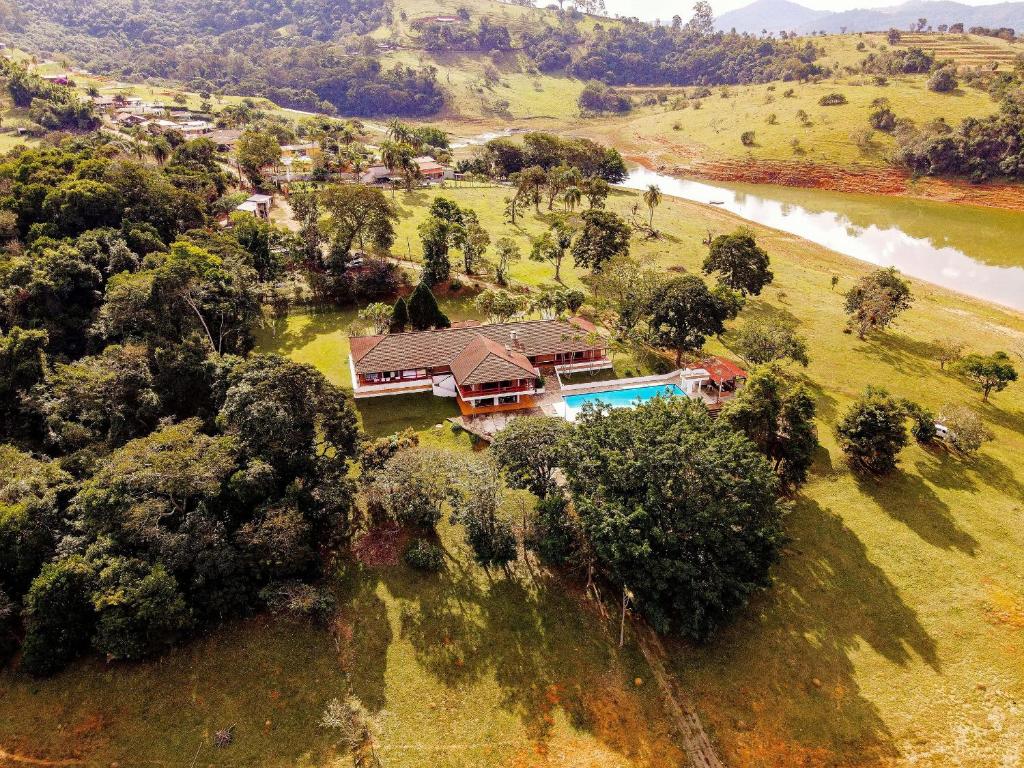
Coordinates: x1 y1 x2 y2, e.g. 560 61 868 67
265 186 1024 766
3 182 1020 766
577 75 998 169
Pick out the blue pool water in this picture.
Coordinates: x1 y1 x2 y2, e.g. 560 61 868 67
563 384 685 414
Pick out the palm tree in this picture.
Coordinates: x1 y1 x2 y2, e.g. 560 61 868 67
386 118 411 144
563 185 582 212
149 137 171 165
379 139 403 172
642 184 662 228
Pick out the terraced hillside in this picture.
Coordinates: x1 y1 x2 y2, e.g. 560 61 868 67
897 32 1024 68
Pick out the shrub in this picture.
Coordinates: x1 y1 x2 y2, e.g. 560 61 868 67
937 404 993 453
526 494 578 566
404 539 444 572
741 130 757 146
869 106 897 131
927 67 958 93
818 93 849 106
260 581 337 623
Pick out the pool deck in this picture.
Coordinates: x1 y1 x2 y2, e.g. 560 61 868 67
449 368 736 441
545 370 688 418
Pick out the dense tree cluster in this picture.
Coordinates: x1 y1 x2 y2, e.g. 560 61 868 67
7 0 445 116
417 17 512 52
564 21 828 86
563 398 785 639
0 136 362 675
577 82 632 114
894 92 1024 182
481 132 628 182
859 47 935 75
0 59 98 133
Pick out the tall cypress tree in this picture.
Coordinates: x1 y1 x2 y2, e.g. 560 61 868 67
419 217 451 285
408 282 450 331
391 296 409 332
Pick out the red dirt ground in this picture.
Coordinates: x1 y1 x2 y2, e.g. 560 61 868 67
633 154 1024 212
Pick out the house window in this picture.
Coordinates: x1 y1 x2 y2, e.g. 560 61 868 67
475 397 495 407
498 395 518 405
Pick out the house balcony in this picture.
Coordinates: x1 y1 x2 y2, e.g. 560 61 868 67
457 381 544 401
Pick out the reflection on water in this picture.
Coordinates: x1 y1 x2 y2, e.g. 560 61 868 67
621 166 1024 312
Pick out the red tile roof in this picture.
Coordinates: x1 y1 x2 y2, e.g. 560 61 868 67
350 318 601 376
699 356 748 385
450 335 537 386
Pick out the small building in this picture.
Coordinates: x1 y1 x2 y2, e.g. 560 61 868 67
414 156 447 182
148 119 183 135
178 120 213 138
235 193 273 220
681 356 748 406
281 142 318 158
208 129 242 151
41 74 69 85
349 317 609 414
114 111 148 127
360 164 393 185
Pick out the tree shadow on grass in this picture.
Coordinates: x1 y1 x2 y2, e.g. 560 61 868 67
257 306 358 358
853 332 943 378
336 565 393 713
375 553 684 763
741 297 802 328
664 496 939 764
857 469 979 555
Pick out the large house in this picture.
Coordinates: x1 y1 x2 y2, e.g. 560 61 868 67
349 318 609 414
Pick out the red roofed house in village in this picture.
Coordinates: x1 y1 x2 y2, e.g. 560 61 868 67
413 156 447 181
349 318 609 414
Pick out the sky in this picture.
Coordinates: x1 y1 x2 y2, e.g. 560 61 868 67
600 0 1011 20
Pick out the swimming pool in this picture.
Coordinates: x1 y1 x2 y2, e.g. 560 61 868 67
562 384 685 417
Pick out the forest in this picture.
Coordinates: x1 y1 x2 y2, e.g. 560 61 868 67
1 0 447 116
0 132 366 674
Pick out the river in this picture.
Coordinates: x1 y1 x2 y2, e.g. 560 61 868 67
621 166 1024 312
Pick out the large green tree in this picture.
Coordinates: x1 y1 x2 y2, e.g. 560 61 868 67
571 209 631 273
648 275 737 365
419 216 452 285
407 282 450 331
954 351 1018 401
844 267 913 339
722 365 818 491
491 416 573 498
835 387 910 474
236 131 281 187
565 398 783 639
702 229 773 296
322 184 398 258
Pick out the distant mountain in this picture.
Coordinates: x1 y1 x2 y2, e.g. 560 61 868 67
715 0 831 34
716 0 1024 34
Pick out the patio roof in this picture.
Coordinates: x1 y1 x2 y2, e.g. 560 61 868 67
699 356 748 385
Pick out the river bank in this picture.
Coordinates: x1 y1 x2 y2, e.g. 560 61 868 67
629 153 1024 213
621 166 1024 312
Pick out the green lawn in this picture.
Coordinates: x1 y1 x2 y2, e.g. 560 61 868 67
261 185 1024 766
3 166 1023 767
577 74 998 169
